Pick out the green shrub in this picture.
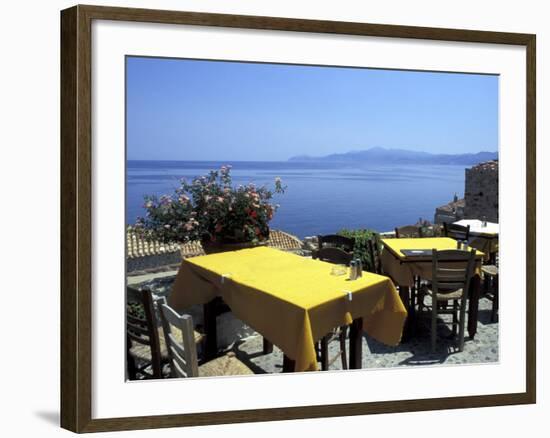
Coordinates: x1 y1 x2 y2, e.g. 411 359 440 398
337 228 380 272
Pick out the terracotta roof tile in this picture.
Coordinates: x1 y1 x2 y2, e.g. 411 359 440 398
127 229 303 259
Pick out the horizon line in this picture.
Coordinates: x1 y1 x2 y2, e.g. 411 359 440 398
127 147 498 162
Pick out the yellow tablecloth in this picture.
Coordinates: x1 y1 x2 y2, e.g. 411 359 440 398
169 246 407 372
380 237 484 286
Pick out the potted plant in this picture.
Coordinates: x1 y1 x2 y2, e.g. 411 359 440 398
133 165 285 254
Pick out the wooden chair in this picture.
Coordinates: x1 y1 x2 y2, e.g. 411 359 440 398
315 246 353 266
367 237 383 274
158 299 253 378
394 227 423 298
395 225 423 238
443 222 470 242
317 234 355 252
417 249 476 352
126 287 204 380
481 263 499 323
126 286 163 379
312 235 356 371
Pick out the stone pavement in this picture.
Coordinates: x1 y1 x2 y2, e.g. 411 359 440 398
231 296 498 373
133 273 498 373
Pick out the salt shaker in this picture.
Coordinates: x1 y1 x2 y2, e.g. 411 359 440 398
349 260 357 280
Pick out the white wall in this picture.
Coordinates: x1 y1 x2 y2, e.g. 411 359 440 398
0 0 546 436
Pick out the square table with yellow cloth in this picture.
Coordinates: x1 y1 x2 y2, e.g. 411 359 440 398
380 237 484 339
169 246 407 372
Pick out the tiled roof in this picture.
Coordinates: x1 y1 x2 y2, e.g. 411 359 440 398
266 229 303 251
470 160 498 171
126 232 181 258
127 229 303 259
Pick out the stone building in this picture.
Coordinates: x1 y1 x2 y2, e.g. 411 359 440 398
434 195 465 224
464 160 499 222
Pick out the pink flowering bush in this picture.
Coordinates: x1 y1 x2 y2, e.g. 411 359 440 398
134 165 285 244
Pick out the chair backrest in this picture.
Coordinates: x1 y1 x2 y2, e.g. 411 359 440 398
431 249 476 296
126 286 163 378
367 238 383 274
432 224 444 237
395 225 423 238
317 234 355 252
313 247 353 266
157 298 199 378
443 222 470 241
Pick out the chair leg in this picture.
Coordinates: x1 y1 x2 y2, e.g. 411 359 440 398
126 336 137 380
483 274 490 294
282 355 295 372
339 326 348 370
127 352 137 380
431 297 437 353
458 298 467 352
263 338 274 354
491 275 499 323
320 335 329 371
452 300 458 337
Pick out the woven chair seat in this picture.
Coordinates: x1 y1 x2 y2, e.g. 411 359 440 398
481 265 498 277
421 285 464 301
434 289 464 301
129 326 203 362
198 352 253 377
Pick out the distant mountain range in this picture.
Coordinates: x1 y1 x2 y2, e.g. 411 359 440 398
288 147 498 165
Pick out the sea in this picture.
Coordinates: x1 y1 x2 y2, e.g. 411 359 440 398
126 160 466 239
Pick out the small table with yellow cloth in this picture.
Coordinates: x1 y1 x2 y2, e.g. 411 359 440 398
169 246 407 372
380 237 485 339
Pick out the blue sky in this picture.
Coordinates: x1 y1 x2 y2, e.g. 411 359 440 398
126 56 498 161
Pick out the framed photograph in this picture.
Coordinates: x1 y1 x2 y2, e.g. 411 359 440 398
60 4 536 433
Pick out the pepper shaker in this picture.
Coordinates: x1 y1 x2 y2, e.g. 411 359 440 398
356 258 363 277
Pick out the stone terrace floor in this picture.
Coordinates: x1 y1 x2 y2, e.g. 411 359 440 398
132 272 498 373
234 296 498 373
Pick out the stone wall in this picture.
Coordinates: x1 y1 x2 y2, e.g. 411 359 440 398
464 160 498 222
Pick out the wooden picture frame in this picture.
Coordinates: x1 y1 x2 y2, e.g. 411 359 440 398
60 4 536 433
